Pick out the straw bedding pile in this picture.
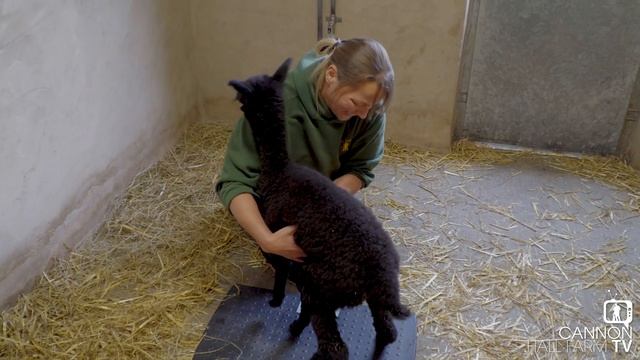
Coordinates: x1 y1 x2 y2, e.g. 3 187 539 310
2 121 639 359
0 123 262 359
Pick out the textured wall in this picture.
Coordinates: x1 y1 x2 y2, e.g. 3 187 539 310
334 0 467 151
0 0 197 308
191 0 467 150
190 0 317 126
458 1 640 154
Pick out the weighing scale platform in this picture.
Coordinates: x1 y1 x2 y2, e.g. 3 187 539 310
194 285 416 359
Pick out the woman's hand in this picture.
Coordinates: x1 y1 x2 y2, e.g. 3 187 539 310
334 173 363 194
262 225 306 262
229 194 307 263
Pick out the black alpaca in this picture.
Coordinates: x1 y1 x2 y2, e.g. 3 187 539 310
229 59 410 360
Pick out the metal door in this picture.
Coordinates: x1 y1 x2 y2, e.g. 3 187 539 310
455 0 640 154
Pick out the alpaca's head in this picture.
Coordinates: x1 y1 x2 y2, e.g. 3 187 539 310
228 58 292 116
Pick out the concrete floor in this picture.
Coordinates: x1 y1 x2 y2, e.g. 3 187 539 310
210 153 640 359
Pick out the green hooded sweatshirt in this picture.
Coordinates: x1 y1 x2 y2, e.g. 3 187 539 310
215 49 386 209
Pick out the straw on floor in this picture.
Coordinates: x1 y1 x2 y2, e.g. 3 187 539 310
1 121 639 359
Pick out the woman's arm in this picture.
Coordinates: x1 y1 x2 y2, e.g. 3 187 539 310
229 193 306 262
337 114 386 189
334 173 364 194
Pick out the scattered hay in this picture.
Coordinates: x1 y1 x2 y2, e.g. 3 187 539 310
383 138 640 358
385 139 640 202
2 124 640 359
0 122 262 359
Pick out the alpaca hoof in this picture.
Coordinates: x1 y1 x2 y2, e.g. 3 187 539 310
269 297 283 307
372 343 387 359
311 342 348 360
373 331 397 359
392 304 412 319
289 319 306 337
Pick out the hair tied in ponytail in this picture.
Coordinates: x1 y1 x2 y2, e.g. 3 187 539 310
329 38 342 52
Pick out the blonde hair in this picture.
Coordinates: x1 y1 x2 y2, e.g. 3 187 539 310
312 37 394 119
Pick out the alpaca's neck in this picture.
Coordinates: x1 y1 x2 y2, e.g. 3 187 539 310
249 105 289 173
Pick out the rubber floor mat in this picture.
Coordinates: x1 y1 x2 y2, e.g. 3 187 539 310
193 285 416 359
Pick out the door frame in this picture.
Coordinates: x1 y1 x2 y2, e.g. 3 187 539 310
452 0 481 141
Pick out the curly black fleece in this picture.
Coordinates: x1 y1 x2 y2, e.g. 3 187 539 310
228 58 410 360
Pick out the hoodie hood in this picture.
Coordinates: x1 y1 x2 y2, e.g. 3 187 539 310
288 50 343 125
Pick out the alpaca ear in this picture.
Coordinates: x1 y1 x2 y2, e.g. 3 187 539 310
272 58 292 83
228 80 251 101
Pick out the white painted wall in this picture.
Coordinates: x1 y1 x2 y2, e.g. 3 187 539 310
0 0 197 307
338 0 467 151
190 0 318 126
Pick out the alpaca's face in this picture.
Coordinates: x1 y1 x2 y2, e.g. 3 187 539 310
228 58 291 117
231 75 281 111
321 65 382 121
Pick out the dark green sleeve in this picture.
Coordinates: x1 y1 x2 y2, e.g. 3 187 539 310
338 113 386 187
215 116 261 209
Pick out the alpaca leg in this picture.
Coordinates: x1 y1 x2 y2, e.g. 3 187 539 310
310 310 348 360
269 258 289 307
289 298 311 337
369 303 397 359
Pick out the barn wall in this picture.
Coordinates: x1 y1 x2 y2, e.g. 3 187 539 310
0 0 197 308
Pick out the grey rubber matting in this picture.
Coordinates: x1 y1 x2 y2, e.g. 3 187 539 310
193 285 416 359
